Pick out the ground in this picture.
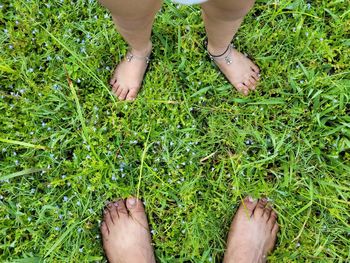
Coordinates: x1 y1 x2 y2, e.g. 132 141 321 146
0 0 349 262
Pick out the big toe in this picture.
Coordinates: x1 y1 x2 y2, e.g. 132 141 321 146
237 196 258 217
126 197 145 213
126 197 148 225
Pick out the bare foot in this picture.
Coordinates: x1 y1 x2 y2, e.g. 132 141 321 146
208 43 260 96
100 197 156 263
223 197 279 263
110 42 152 101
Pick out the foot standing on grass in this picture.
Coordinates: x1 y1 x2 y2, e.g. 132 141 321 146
98 0 260 101
100 196 279 262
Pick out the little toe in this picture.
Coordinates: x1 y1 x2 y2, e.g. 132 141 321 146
100 221 109 237
268 211 278 229
109 74 117 86
110 78 117 87
254 198 268 218
109 68 118 86
272 221 279 235
115 199 128 216
118 88 129 101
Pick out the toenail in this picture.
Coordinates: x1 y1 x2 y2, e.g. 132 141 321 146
261 197 268 203
127 197 136 207
248 196 255 203
107 203 112 208
114 202 119 207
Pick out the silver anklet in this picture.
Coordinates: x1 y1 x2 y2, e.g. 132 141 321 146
126 51 151 64
208 44 233 65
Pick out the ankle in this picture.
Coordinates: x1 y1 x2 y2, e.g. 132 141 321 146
207 41 231 57
130 41 152 57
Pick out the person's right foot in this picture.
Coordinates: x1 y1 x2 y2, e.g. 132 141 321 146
110 42 152 101
223 197 279 263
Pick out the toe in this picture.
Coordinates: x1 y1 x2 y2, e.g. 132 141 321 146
100 221 109 237
110 77 117 87
109 73 117 86
107 202 118 223
112 83 119 95
249 77 257 91
103 208 114 229
126 197 149 229
272 221 279 235
115 199 128 217
126 89 138 101
118 88 129 101
236 83 249 96
268 210 278 229
115 86 124 98
110 68 118 86
243 79 253 91
251 72 260 82
126 197 145 213
262 206 272 222
238 196 258 217
253 198 268 218
249 76 257 86
250 64 260 74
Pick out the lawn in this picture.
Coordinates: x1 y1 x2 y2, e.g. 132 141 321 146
1 0 349 262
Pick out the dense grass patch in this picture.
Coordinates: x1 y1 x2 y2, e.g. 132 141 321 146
1 0 349 262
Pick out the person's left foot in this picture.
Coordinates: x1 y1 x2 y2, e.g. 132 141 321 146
207 43 260 96
100 197 156 263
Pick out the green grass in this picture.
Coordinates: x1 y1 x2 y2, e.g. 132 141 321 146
1 0 350 262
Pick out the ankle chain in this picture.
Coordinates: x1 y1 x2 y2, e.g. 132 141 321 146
207 44 233 65
126 51 151 64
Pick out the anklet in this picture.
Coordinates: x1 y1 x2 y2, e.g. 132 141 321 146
126 51 151 64
207 44 233 65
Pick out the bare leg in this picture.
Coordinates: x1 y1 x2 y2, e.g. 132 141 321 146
98 0 162 100
201 0 260 95
223 197 279 263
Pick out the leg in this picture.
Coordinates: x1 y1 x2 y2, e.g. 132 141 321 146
98 0 162 100
223 197 279 263
101 197 156 263
201 0 260 95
